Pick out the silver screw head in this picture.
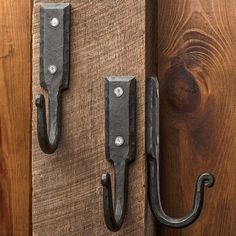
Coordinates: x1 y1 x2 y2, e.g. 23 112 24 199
50 17 59 27
114 87 124 97
115 136 125 146
48 65 57 74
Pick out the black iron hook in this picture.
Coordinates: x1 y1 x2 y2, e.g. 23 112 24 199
36 3 70 154
35 92 62 154
101 162 128 231
101 76 136 232
146 76 214 228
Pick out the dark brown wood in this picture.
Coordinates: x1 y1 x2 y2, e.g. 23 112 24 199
32 0 155 235
157 0 236 235
0 0 32 235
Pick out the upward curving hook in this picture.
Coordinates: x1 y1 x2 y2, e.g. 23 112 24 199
101 76 136 232
36 3 70 154
35 92 62 154
101 162 128 231
146 76 214 228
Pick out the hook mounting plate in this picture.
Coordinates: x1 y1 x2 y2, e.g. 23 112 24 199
105 76 136 164
40 3 70 92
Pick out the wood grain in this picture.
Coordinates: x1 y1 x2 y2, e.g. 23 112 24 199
0 0 31 235
157 0 236 235
32 0 155 235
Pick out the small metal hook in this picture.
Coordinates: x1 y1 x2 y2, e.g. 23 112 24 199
101 162 128 231
35 92 62 154
146 76 214 228
36 3 70 154
101 76 136 232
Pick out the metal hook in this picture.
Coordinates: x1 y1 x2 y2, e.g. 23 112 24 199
146 76 214 228
35 93 62 154
101 76 136 231
101 163 128 231
36 3 70 154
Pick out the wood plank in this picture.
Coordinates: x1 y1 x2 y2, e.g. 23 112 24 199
0 0 32 235
157 0 236 235
32 0 155 235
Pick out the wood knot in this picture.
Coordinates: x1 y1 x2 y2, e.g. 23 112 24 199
164 63 201 113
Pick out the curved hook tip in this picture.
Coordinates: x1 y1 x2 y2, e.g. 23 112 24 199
101 173 111 187
35 94 45 108
198 173 214 188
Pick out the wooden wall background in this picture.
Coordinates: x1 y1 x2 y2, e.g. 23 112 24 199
32 0 155 235
0 0 31 235
157 0 236 235
1 0 236 235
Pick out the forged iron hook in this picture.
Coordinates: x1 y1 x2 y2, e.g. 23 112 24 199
36 3 70 154
146 76 214 228
101 162 128 232
101 76 136 232
35 92 62 154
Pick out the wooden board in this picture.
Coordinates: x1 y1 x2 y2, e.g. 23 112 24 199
0 0 31 235
157 0 236 235
32 0 155 235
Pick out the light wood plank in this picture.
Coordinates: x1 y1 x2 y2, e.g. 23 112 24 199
32 0 156 235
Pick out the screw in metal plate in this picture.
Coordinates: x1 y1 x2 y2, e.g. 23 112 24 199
115 136 125 146
114 87 124 97
48 65 57 74
50 17 59 27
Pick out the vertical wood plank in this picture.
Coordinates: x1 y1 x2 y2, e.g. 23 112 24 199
0 0 32 235
145 0 158 234
32 0 155 235
157 0 236 235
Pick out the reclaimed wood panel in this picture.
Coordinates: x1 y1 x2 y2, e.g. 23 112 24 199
157 0 236 235
32 0 155 235
0 0 32 235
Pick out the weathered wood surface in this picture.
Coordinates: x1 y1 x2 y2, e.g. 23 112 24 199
157 0 236 235
32 0 155 235
0 0 31 235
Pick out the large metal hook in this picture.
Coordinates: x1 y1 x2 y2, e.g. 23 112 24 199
146 76 214 228
36 3 70 154
101 76 136 231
